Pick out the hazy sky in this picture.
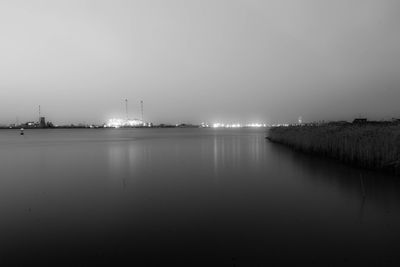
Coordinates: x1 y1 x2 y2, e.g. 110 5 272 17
1 0 399 124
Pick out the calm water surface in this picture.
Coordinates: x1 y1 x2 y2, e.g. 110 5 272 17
1 128 400 266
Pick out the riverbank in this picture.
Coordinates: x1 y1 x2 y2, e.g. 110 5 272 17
267 122 400 174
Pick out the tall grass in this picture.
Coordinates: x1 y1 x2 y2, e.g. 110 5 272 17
267 123 400 174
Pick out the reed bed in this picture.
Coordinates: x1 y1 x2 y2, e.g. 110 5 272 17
267 123 400 174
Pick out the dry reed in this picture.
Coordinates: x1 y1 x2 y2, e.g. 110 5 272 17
267 123 400 174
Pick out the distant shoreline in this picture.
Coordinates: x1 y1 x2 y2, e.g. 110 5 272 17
0 127 198 130
267 121 400 175
0 125 268 130
0 125 201 130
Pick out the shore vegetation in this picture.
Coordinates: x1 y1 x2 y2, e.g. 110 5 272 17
267 121 400 174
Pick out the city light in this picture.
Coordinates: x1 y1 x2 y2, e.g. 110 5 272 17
245 123 266 128
104 119 268 128
271 123 289 127
212 123 225 128
106 118 143 128
212 122 268 128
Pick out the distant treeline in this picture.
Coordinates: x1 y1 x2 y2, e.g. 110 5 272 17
267 121 400 174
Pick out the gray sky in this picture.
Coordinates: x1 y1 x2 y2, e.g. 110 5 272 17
1 0 399 125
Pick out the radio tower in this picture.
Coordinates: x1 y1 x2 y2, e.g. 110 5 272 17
140 100 144 123
125 99 128 121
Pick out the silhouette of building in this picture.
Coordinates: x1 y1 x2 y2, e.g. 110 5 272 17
39 117 46 128
352 118 367 124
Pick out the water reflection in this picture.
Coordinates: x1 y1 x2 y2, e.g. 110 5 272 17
359 196 366 224
0 128 400 266
269 142 400 208
267 141 400 242
213 136 219 183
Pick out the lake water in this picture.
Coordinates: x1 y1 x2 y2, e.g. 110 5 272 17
1 128 400 266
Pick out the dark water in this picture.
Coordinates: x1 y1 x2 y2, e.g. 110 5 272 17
1 128 400 266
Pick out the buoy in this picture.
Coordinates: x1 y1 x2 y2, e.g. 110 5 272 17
20 128 24 135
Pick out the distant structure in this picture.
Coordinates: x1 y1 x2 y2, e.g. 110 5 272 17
298 116 302 124
38 105 47 128
39 117 46 128
140 100 144 122
105 98 145 128
106 118 143 128
353 118 367 124
125 99 128 121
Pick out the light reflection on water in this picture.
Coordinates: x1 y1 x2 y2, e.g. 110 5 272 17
0 128 400 266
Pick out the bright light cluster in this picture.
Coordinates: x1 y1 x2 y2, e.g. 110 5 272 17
271 123 289 127
212 123 267 128
212 123 225 128
227 124 242 128
245 123 267 128
106 118 143 128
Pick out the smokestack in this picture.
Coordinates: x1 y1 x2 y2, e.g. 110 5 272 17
125 99 128 121
140 100 144 123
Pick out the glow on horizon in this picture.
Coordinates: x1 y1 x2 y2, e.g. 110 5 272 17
106 118 144 128
212 122 268 128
